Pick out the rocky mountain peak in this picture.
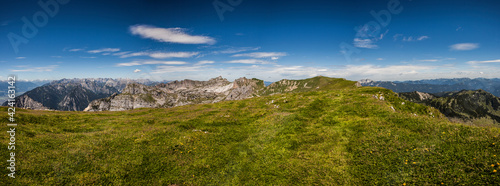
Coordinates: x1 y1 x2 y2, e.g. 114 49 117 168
398 91 435 103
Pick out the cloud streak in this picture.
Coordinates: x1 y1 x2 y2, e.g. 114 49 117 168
151 66 205 74
226 59 271 64
88 48 120 53
130 25 216 45
450 43 479 51
10 65 58 72
116 60 188 67
353 38 378 49
467 59 500 64
195 60 215 65
120 51 199 59
232 52 287 59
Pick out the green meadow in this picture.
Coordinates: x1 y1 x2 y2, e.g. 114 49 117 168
1 80 499 185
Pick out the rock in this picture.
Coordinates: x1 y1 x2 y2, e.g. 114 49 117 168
85 77 265 111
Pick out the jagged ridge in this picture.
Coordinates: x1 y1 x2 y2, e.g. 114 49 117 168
85 76 358 111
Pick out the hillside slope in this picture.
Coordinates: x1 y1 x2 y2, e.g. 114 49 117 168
1 80 499 185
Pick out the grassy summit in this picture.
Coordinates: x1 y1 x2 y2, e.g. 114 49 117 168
1 77 499 185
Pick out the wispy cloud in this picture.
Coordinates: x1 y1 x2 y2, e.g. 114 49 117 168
417 36 429 41
80 56 97 59
195 60 215 65
134 69 141 73
88 48 120 53
130 25 216 45
120 51 198 59
15 57 26 59
232 52 287 59
226 59 271 64
353 38 378 49
393 34 429 42
119 52 147 58
376 58 384 61
418 59 439 62
68 48 84 52
151 66 205 74
149 52 199 59
10 65 58 72
213 46 260 54
116 60 188 67
113 51 131 56
352 26 388 49
467 59 500 64
450 43 479 51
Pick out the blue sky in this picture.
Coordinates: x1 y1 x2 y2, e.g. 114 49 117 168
1 0 499 81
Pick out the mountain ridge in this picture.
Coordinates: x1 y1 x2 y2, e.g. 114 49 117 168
85 76 357 111
2 78 165 111
359 78 500 97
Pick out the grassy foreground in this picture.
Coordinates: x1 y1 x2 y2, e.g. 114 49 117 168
1 86 499 185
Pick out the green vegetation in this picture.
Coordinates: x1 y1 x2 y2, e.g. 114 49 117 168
1 79 499 185
140 94 156 103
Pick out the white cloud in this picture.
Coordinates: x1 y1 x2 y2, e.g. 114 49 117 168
80 56 97 59
151 66 205 74
15 57 26 59
10 65 58 72
418 59 439 62
195 60 215 65
149 52 199 59
116 62 141 67
467 59 500 64
417 36 429 41
134 69 141 73
394 34 429 42
376 58 384 61
130 25 216 45
226 59 271 64
113 51 131 56
88 48 120 53
137 63 500 82
216 47 260 54
68 48 84 52
119 52 148 58
450 43 479 51
116 60 188 67
120 51 198 59
379 30 389 40
143 61 188 65
353 38 378 49
232 52 287 59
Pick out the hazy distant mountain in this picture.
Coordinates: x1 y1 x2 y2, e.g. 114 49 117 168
399 90 500 124
359 78 500 97
2 78 164 111
0 81 42 104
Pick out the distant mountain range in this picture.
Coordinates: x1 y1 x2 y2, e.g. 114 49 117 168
85 76 354 111
2 78 166 111
399 90 500 124
359 78 500 97
0 80 51 104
